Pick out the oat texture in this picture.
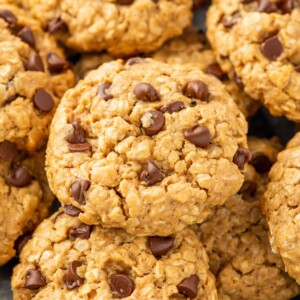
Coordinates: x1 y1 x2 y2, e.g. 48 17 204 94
46 58 248 236
21 0 193 57
12 210 217 300
206 0 300 121
0 4 74 152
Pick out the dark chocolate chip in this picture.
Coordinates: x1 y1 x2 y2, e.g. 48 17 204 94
6 166 32 187
295 65 300 73
70 180 91 204
231 69 244 90
26 54 44 72
193 0 207 10
142 111 165 136
47 16 67 33
0 10 17 26
68 224 92 241
134 83 160 102
184 126 210 148
238 180 258 197
0 141 18 160
221 12 241 28
183 80 209 101
262 35 283 60
23 269 46 290
117 0 135 4
160 101 185 114
205 63 226 81
15 232 31 256
257 0 278 13
64 261 84 290
278 0 293 13
33 89 54 112
98 83 113 101
68 143 92 152
233 147 252 170
140 162 165 186
63 205 82 216
66 122 87 144
110 274 134 298
250 153 273 173
177 274 200 299
47 52 68 73
149 236 174 257
18 26 35 48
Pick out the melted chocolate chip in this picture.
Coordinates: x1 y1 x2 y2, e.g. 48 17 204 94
184 126 210 148
142 111 165 136
134 83 160 102
23 269 46 290
68 224 92 240
250 153 273 173
6 166 32 187
278 0 293 14
26 54 44 72
70 180 91 204
47 52 68 73
262 35 283 60
110 274 134 298
66 122 87 144
233 147 252 170
33 89 54 112
18 26 35 48
98 83 113 101
140 162 165 186
160 101 185 114
0 10 17 26
68 143 92 152
177 274 200 299
15 232 31 256
47 17 68 33
63 205 82 216
257 0 278 13
183 80 209 101
149 236 174 257
295 65 300 73
205 63 226 80
0 141 18 160
64 261 84 290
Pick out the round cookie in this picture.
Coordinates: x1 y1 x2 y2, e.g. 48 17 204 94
46 58 249 236
20 0 193 57
0 4 74 152
12 210 217 300
206 0 300 121
195 137 300 300
264 131 300 284
0 141 54 266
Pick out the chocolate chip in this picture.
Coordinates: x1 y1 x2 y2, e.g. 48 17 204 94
177 274 200 299
68 143 92 152
231 69 244 90
278 0 293 13
47 16 67 33
221 12 241 28
183 80 209 101
47 52 68 73
68 224 92 240
63 205 82 216
66 122 87 144
15 232 31 256
233 147 252 170
0 10 17 26
5 94 18 104
26 54 44 72
295 65 300 73
149 236 174 257
70 180 90 204
142 111 165 136
134 83 160 102
160 101 185 114
98 83 113 101
257 0 278 13
117 0 135 4
33 89 54 112
18 26 35 48
126 57 143 65
64 261 84 290
250 153 273 173
238 180 258 197
184 126 210 148
110 274 134 298
23 269 46 290
193 0 207 10
262 35 283 60
0 141 18 160
205 63 226 80
140 162 165 186
6 166 32 187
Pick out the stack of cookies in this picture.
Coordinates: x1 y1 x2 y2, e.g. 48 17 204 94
1 1 300 300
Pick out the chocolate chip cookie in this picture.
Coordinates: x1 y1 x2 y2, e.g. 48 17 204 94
206 0 300 121
0 4 74 152
0 141 54 266
264 131 300 284
195 137 300 300
46 58 248 236
12 210 217 300
21 0 193 57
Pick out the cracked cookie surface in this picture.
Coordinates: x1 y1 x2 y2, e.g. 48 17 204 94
46 58 248 236
206 0 300 121
12 210 217 300
195 137 300 300
21 0 193 57
0 4 74 152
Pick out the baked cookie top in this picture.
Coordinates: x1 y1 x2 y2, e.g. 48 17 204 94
206 0 300 121
195 137 300 300
12 210 217 300
0 4 74 152
264 131 300 284
0 141 54 266
21 0 193 57
46 58 248 236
